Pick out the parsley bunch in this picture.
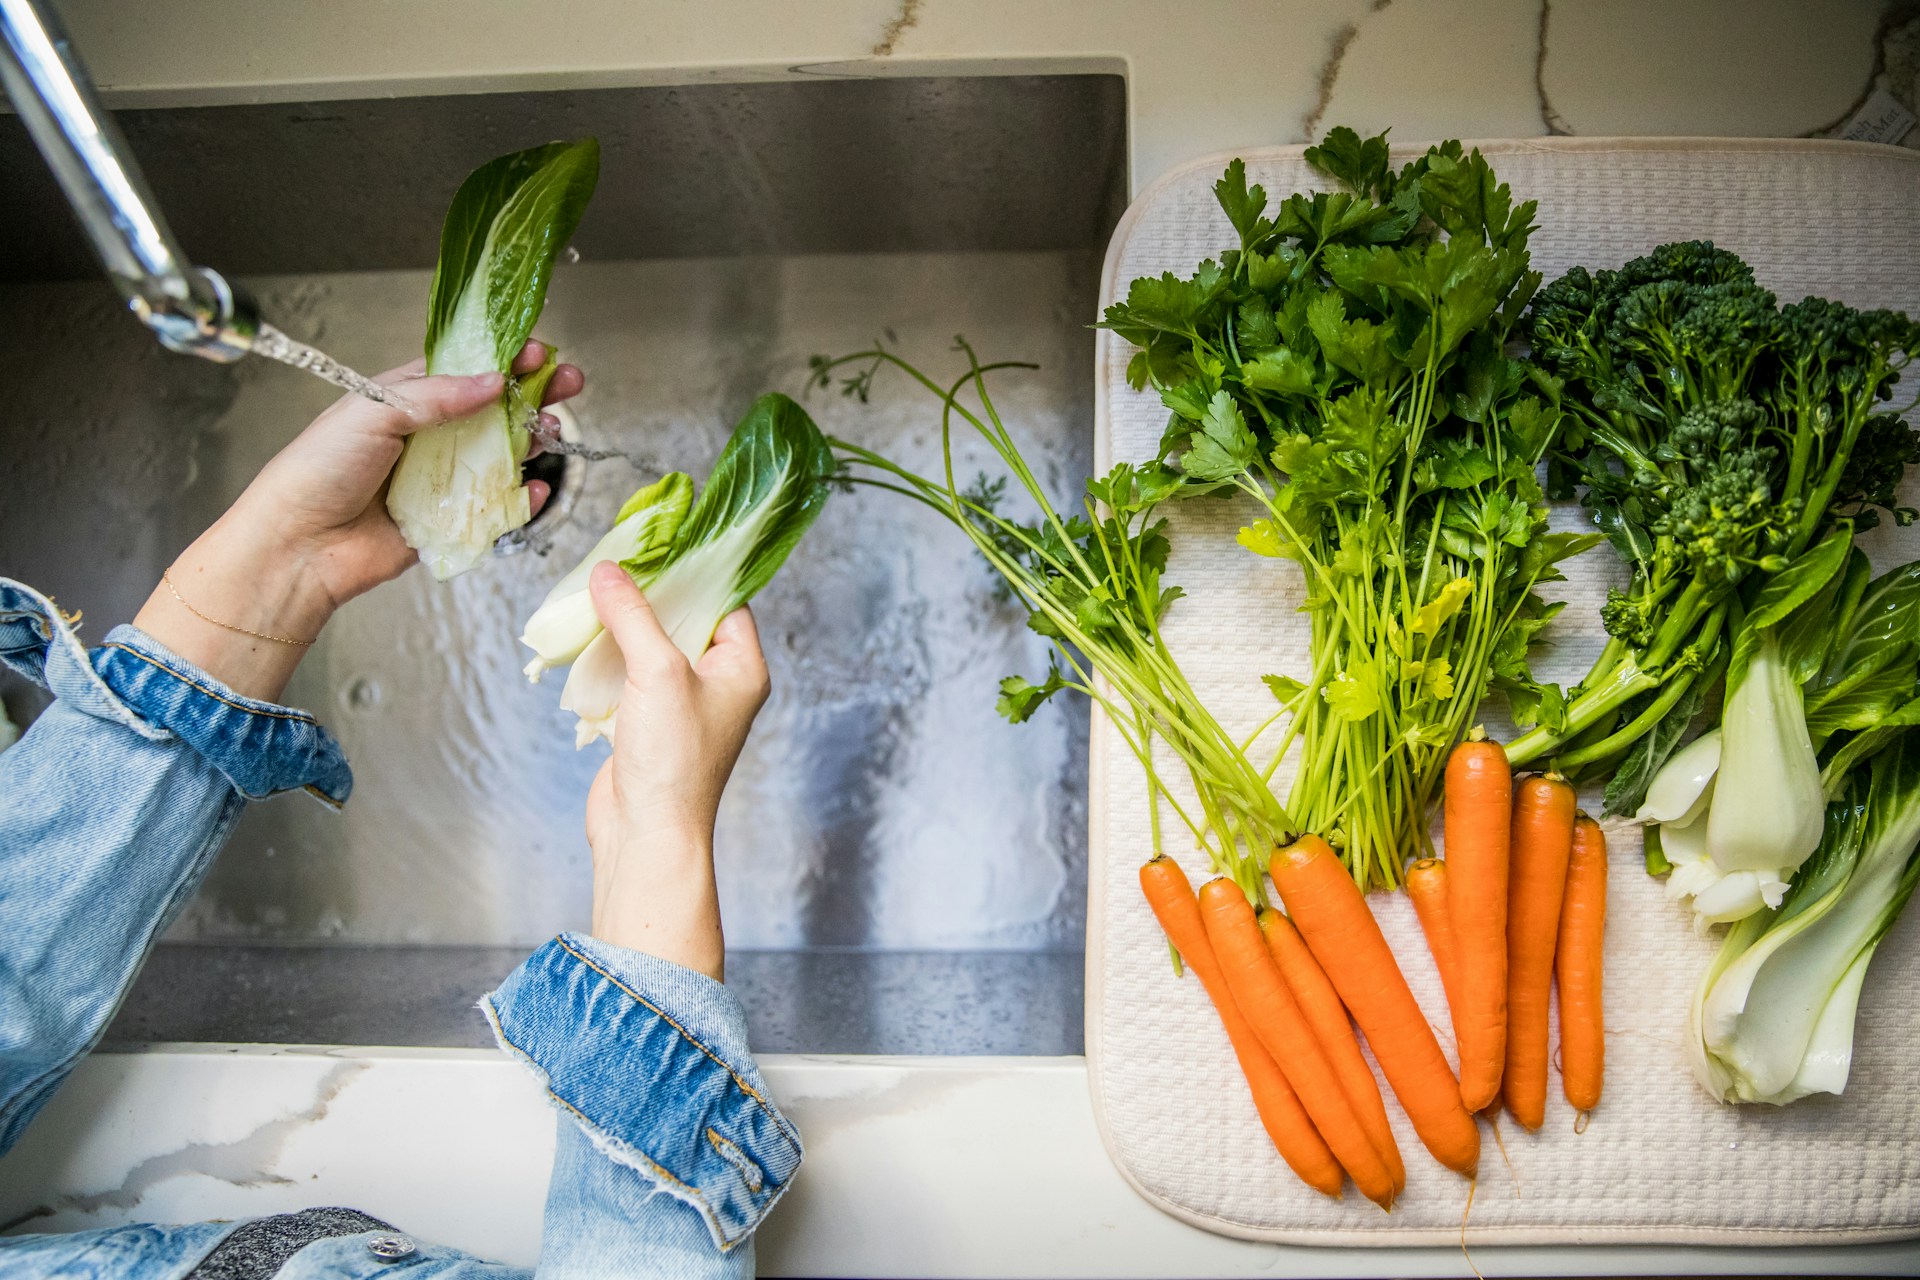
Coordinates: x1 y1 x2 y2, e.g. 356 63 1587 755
1102 129 1591 891
818 343 1293 902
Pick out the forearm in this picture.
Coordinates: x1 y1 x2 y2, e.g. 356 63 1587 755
0 579 351 1155
132 508 337 704
0 701 240 1152
483 935 801 1277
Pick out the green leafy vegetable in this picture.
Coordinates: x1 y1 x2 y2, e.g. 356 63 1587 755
1507 240 1920 812
1689 737 1920 1104
818 342 1294 904
524 393 835 748
519 472 694 681
387 138 601 579
1098 129 1591 889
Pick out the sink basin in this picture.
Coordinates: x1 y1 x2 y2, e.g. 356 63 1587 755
0 75 1125 1056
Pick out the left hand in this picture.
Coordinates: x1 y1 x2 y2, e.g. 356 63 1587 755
134 340 583 702
231 340 584 608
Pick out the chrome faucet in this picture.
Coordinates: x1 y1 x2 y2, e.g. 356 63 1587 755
0 0 257 360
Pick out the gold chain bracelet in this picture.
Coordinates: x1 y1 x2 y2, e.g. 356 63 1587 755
162 571 317 647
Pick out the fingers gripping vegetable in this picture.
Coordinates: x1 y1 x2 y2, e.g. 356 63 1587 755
1200 878 1397 1209
1443 736 1512 1111
388 139 600 579
1140 857 1344 1197
521 393 835 747
1271 835 1480 1176
521 473 694 680
1503 774 1577 1131
1557 815 1608 1114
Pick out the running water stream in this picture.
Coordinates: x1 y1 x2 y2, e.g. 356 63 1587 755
253 323 642 464
252 323 408 408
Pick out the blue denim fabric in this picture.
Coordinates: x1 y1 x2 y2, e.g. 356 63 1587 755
0 578 799 1278
483 935 803 1256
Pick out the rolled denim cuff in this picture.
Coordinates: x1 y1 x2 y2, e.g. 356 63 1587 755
482 933 803 1251
0 579 351 805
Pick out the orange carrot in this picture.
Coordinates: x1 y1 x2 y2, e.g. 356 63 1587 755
1406 857 1464 1027
1556 814 1608 1115
1270 835 1480 1177
1199 879 1397 1210
1259 906 1406 1196
1139 857 1343 1198
1444 736 1513 1112
1503 774 1577 1131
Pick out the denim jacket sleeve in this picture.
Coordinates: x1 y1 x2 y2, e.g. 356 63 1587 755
0 578 353 1155
482 933 804 1277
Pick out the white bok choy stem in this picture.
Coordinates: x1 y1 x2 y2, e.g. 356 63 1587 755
521 473 693 680
1689 736 1920 1103
387 138 600 579
528 393 836 748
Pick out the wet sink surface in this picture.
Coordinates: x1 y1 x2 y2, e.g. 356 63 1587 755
0 77 1124 1056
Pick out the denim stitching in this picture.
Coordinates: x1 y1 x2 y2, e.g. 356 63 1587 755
100 643 319 725
707 1128 765 1193
552 937 800 1152
484 1004 750 1252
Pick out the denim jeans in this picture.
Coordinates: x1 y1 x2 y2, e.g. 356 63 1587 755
0 578 801 1278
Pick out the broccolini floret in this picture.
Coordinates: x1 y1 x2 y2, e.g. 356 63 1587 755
1509 241 1920 815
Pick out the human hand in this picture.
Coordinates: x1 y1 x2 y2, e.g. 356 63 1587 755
230 339 584 607
582 562 771 980
134 340 582 703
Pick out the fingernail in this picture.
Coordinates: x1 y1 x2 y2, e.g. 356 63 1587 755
590 560 624 588
472 371 505 393
536 412 560 434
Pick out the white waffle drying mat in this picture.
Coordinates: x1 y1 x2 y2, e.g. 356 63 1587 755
1087 138 1920 1247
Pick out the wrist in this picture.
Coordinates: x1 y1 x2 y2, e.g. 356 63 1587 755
133 516 337 703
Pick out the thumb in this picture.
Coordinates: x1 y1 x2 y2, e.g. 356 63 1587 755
367 370 505 438
588 562 683 677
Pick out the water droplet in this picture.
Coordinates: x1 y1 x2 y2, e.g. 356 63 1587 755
562 245 582 264
343 677 384 711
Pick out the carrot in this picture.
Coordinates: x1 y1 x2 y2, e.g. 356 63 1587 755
1406 857 1464 1027
1139 857 1344 1198
1199 879 1397 1210
1444 735 1512 1113
1259 906 1406 1196
1269 835 1480 1177
1503 773 1577 1131
1556 814 1608 1115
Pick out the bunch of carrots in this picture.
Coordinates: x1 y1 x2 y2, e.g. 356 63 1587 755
1143 734 1608 1207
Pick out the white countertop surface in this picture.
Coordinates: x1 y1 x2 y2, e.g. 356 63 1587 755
2 1046 1917 1277
50 0 1920 192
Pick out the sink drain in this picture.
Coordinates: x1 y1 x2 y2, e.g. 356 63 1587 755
495 402 585 556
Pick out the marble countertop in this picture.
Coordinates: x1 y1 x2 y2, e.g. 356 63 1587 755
51 0 1920 192
2 1047 1917 1277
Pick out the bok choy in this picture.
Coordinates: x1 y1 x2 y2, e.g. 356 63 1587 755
1689 736 1920 1104
388 138 600 579
521 393 835 747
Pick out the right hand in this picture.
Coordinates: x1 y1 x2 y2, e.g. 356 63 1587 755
581 562 771 980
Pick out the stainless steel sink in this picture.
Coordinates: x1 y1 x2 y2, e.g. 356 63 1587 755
0 76 1126 1055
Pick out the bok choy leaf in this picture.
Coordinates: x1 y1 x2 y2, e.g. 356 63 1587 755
526 392 836 747
387 138 600 580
